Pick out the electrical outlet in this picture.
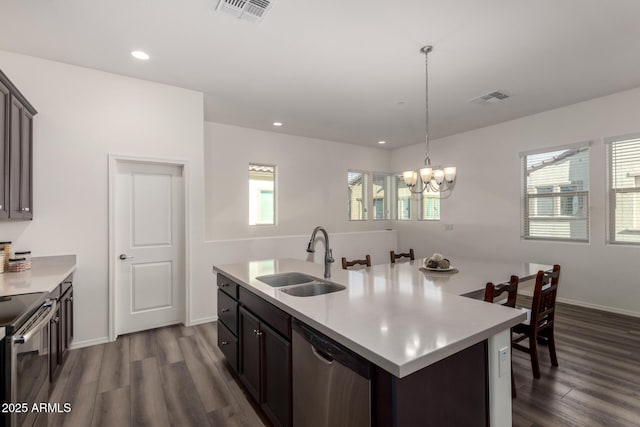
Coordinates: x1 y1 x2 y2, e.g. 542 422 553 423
499 346 509 378
444 224 454 231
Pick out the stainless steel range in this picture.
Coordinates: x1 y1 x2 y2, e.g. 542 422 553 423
1 293 56 427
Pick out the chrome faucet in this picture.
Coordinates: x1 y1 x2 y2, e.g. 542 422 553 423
306 226 334 278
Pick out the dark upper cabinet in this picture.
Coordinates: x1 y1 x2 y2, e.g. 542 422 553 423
0 77 9 218
0 69 36 221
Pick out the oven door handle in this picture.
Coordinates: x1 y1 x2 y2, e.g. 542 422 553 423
12 300 58 345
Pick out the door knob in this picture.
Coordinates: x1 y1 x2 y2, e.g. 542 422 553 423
119 254 134 260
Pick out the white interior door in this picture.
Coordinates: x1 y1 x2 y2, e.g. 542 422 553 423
115 161 184 335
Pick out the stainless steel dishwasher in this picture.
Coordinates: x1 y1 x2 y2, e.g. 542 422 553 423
292 319 371 427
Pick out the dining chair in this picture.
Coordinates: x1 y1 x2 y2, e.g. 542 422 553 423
484 275 520 398
341 255 372 270
390 249 414 264
512 264 561 379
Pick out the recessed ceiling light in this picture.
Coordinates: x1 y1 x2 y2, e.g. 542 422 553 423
378 140 386 145
131 50 150 61
273 122 283 127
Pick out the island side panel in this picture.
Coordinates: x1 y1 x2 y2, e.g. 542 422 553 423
374 340 489 427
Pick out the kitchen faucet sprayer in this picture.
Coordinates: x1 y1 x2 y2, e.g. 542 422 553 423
306 226 334 278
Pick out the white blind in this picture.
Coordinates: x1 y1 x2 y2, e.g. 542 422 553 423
521 146 590 241
607 136 640 244
420 192 440 220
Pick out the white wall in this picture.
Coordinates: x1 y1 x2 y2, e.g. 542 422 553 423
204 122 392 240
0 51 207 346
391 86 640 317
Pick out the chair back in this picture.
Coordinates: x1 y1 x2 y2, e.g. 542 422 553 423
484 275 519 308
341 255 372 270
530 264 561 331
390 249 415 264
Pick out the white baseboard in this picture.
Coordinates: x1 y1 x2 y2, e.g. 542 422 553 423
69 336 111 350
189 316 218 326
519 290 640 318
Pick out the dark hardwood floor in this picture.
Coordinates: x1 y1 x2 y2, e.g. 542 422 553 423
512 296 640 427
48 323 266 427
49 299 640 427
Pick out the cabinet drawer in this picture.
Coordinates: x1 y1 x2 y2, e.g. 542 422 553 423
239 287 291 340
218 289 238 336
217 274 239 299
218 321 238 373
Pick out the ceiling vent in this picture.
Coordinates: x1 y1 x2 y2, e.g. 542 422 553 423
470 91 510 106
216 0 273 22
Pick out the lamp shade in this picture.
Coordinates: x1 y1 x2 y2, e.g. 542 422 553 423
444 167 456 182
419 167 433 183
402 170 418 186
433 169 445 185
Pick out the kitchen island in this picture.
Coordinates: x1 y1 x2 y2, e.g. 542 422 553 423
213 257 548 426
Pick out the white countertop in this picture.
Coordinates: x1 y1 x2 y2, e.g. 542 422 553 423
0 255 77 297
213 257 547 378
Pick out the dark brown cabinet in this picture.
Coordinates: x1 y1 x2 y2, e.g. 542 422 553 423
0 69 36 221
49 278 74 382
217 274 292 427
239 307 261 401
239 306 291 427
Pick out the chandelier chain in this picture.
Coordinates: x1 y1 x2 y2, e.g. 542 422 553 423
424 46 431 166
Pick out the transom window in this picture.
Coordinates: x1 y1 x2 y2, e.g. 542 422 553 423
521 144 590 241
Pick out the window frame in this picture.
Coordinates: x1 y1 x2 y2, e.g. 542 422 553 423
605 133 640 246
371 172 392 221
520 142 591 243
418 182 441 221
248 163 277 226
393 173 412 221
347 169 369 221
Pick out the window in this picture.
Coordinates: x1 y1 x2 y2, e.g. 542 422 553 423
607 135 640 244
394 174 411 220
348 171 368 220
420 191 440 220
521 145 590 241
249 164 275 225
372 173 392 220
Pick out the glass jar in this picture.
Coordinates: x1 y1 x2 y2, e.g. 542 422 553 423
15 251 32 270
8 258 26 273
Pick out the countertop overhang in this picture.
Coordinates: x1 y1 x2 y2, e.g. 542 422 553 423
213 258 528 378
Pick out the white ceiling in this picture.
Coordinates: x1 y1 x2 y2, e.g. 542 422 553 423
1 0 640 149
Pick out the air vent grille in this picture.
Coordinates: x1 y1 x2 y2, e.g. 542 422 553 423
216 0 273 22
470 91 511 105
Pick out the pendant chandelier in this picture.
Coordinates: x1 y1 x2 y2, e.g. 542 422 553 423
402 46 456 194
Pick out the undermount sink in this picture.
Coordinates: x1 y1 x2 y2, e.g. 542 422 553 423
256 272 347 297
280 282 346 297
256 272 316 287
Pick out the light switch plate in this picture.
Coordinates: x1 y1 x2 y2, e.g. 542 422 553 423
498 346 509 378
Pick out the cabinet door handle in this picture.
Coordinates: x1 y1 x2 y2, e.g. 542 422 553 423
52 317 60 324
21 207 30 212
0 205 3 210
256 331 263 337
221 341 229 346
69 297 73 302
221 308 230 313
220 283 229 287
